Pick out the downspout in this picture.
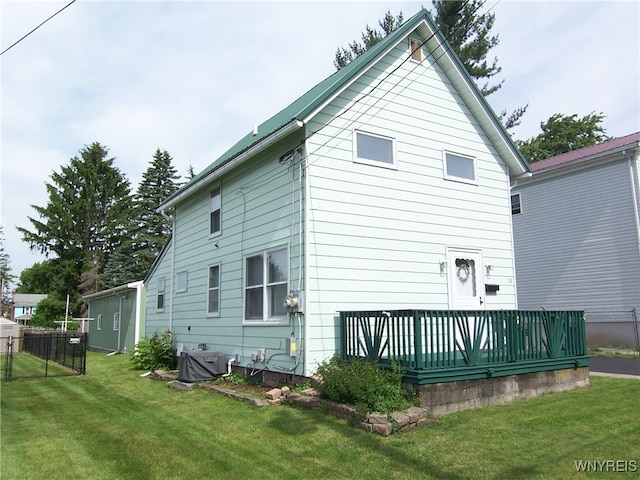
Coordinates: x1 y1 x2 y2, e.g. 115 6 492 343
623 150 640 267
160 209 176 333
117 295 122 353
127 281 144 347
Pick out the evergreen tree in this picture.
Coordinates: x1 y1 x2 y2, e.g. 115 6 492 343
0 227 15 317
103 149 180 287
517 113 609 163
17 142 132 310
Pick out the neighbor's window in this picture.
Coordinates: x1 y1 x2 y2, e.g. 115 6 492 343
157 277 165 310
511 193 522 215
245 246 288 322
409 38 423 62
97 314 103 331
354 131 395 167
113 312 120 331
210 187 221 236
208 265 220 315
176 272 187 293
444 151 477 183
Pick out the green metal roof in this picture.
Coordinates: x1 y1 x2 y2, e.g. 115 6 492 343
160 8 529 210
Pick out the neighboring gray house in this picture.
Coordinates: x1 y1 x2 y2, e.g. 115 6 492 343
12 293 47 325
84 281 146 353
145 9 531 378
512 132 640 334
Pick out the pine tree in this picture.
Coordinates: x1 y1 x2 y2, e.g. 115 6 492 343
103 149 180 287
17 142 132 307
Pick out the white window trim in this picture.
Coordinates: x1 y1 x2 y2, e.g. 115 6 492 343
243 245 289 325
97 314 103 331
511 193 522 215
156 277 165 312
443 150 478 185
113 312 120 331
209 186 222 238
175 271 188 293
207 264 221 317
353 130 397 169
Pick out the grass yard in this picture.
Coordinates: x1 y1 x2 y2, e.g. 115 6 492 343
1 352 79 379
1 352 639 480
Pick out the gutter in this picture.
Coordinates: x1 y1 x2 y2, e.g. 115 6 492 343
158 119 304 214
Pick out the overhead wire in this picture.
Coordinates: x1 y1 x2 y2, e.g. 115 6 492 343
1 0 78 56
236 0 488 193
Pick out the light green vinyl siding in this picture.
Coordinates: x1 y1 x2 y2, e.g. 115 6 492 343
302 34 517 372
88 293 138 353
164 135 304 369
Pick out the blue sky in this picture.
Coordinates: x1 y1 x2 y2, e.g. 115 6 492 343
1 0 639 280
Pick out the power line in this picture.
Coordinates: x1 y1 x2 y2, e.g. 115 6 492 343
1 0 77 56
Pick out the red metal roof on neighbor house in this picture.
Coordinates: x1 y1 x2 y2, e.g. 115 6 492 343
530 131 640 172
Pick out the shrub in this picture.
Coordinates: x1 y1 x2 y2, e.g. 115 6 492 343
315 356 413 414
130 330 177 371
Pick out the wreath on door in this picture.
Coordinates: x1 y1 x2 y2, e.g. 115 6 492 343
455 258 471 284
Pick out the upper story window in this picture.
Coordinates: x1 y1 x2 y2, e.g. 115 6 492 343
354 131 396 168
210 187 221 236
409 38 423 62
176 272 187 293
208 265 220 315
157 277 165 310
511 193 522 215
244 246 288 323
444 151 477 184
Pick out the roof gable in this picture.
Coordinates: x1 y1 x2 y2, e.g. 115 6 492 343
160 8 529 210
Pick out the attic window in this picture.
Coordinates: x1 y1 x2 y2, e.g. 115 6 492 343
410 38 423 62
354 131 396 168
444 151 477 184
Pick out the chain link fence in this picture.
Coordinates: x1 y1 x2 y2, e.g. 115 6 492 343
584 309 639 356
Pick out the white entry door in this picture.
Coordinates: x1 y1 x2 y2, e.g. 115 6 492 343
447 248 484 310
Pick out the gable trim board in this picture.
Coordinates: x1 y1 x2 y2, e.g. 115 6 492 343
147 8 530 378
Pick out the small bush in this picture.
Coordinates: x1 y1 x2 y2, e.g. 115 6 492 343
315 356 413 414
130 330 177 371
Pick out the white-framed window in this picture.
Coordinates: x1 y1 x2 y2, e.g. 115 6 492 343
207 265 220 315
244 246 288 323
511 193 522 215
409 38 423 62
210 186 221 236
444 151 477 184
157 277 165 310
354 130 396 168
97 314 103 331
176 272 187 293
113 312 120 331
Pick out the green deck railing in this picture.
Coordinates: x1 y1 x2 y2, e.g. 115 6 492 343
339 310 589 384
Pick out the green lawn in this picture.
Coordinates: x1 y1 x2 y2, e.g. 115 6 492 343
1 351 639 480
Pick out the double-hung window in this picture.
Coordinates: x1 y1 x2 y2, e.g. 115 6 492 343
208 265 220 315
210 187 221 236
244 247 288 323
157 277 165 310
444 151 477 184
176 272 187 293
511 193 522 215
354 131 396 168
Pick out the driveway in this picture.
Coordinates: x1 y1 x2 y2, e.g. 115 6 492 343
589 356 640 378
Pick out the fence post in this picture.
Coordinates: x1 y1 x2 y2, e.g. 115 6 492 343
633 308 640 358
